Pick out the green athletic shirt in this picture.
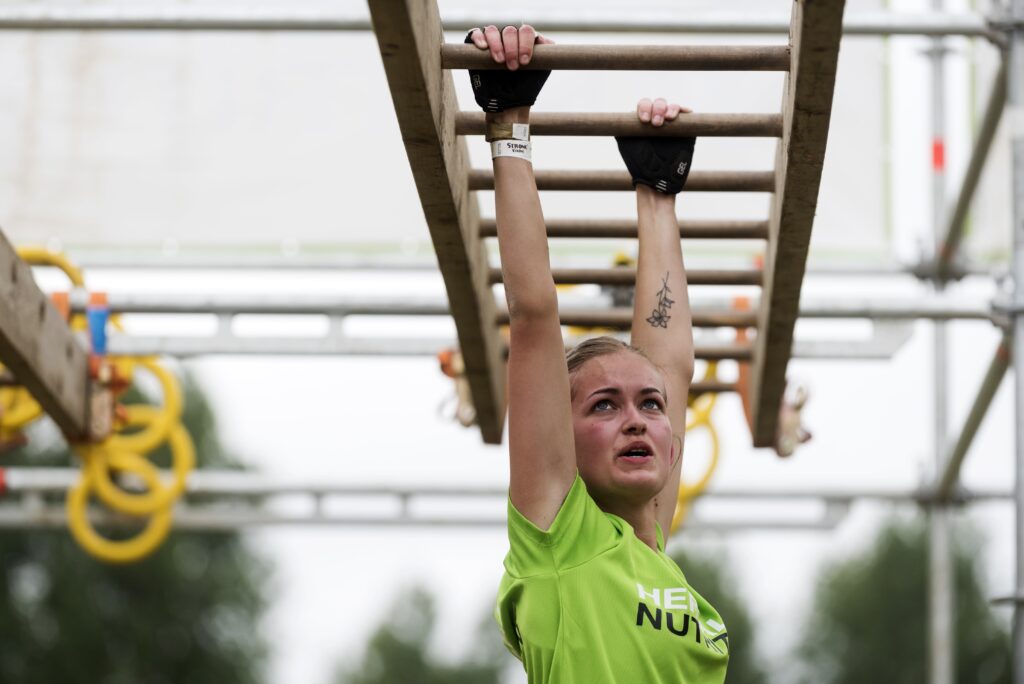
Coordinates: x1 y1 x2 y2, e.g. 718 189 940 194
496 474 730 683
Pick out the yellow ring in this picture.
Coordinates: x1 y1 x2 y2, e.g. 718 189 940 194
87 409 195 516
66 452 173 564
109 359 183 454
0 387 43 431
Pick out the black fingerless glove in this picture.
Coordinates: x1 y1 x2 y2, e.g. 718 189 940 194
465 30 551 112
615 136 697 195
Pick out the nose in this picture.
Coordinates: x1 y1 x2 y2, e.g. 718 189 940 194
622 405 646 435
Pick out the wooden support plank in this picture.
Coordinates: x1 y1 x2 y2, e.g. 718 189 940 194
442 43 791 71
0 231 90 439
489 267 763 287
470 169 776 192
495 308 758 329
456 112 783 138
749 0 846 446
369 0 506 444
480 218 769 240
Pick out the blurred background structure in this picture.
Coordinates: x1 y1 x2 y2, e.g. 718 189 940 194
0 0 1022 682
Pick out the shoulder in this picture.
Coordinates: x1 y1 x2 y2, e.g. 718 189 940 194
504 474 621 576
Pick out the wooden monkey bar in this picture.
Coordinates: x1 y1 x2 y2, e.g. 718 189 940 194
456 112 784 137
469 169 777 192
441 44 792 71
371 0 845 445
479 218 770 240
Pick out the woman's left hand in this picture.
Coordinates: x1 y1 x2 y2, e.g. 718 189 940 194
635 98 692 127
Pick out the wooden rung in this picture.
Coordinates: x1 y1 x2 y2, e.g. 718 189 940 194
456 112 783 138
496 308 758 328
489 268 763 287
690 380 737 395
479 218 769 240
470 169 775 192
441 44 791 71
696 342 753 361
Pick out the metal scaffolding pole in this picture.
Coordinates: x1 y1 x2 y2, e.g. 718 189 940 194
0 7 995 38
1010 0 1024 675
927 5 955 680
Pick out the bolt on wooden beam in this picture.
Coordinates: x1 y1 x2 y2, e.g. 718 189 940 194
479 218 769 240
0 231 91 439
456 112 783 137
489 267 763 287
470 169 776 192
442 43 791 71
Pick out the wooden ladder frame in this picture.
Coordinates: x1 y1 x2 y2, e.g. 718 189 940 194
370 0 845 446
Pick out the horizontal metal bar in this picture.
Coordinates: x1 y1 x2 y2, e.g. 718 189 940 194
480 218 770 240
2 468 1011 503
74 292 995 323
489 267 763 287
107 335 459 357
456 111 783 138
442 43 791 71
469 169 776 192
90 294 451 317
0 7 993 38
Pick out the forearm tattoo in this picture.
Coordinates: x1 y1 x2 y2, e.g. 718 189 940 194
646 273 675 329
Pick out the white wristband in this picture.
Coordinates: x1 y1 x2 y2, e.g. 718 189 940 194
491 139 532 162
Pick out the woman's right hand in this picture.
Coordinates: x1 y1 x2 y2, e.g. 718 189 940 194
635 97 691 127
467 24 554 71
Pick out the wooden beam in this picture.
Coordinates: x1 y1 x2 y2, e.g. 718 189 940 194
480 218 769 240
470 169 776 192
368 0 506 444
0 231 91 439
442 43 791 71
456 112 783 138
489 267 763 287
749 0 846 446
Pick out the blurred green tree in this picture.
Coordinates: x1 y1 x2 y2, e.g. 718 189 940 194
0 374 270 684
335 586 507 684
672 549 768 684
796 517 1010 684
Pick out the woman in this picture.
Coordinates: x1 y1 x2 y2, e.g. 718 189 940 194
466 25 730 683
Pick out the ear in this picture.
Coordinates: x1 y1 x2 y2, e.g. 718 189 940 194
671 434 683 468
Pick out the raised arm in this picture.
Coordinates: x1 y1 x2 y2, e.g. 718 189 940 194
468 26 576 530
618 98 697 533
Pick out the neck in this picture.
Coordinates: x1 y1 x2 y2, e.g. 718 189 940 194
595 496 660 551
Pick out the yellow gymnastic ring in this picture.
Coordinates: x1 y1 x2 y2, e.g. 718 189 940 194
670 367 722 533
108 359 183 454
66 452 173 564
87 409 194 516
0 386 43 432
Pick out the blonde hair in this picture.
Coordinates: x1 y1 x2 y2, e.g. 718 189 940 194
565 336 663 401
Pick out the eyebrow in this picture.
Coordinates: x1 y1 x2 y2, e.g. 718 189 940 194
586 386 666 400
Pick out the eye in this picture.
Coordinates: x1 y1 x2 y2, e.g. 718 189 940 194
592 399 614 412
641 398 663 411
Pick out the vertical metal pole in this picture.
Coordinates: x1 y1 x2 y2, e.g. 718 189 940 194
1010 0 1024 676
927 1 955 680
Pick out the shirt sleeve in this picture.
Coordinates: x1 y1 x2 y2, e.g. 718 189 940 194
503 473 619 577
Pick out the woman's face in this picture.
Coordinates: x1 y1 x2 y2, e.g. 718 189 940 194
570 351 675 507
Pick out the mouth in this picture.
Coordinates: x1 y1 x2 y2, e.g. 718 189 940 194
616 441 654 463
